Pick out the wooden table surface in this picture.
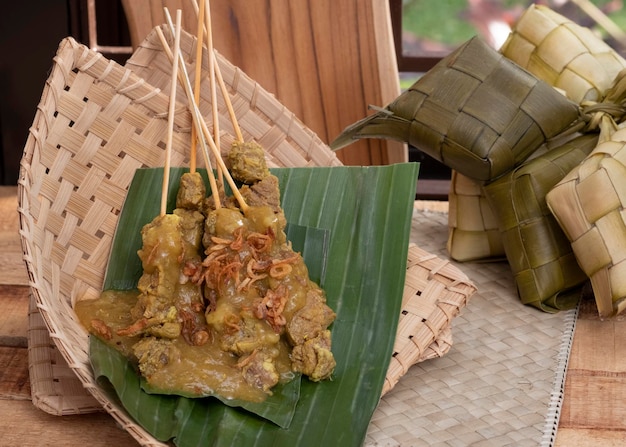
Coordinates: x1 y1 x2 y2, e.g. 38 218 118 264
1 185 625 446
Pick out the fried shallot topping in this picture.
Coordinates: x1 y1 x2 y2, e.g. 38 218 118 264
195 219 300 334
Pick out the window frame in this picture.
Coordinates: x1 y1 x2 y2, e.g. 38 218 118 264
389 0 443 73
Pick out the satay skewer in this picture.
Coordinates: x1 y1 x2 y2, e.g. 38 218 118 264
156 21 222 210
190 0 244 143
189 95 250 213
159 15 249 213
160 9 183 217
189 0 206 173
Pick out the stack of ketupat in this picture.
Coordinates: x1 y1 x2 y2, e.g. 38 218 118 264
331 4 626 317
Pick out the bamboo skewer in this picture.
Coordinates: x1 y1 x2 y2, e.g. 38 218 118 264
203 0 225 189
194 97 249 213
190 0 244 143
160 9 182 217
155 28 215 171
189 0 206 173
205 0 218 146
214 57 243 142
156 19 222 209
160 13 248 213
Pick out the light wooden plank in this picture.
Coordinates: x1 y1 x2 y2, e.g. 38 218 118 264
0 186 18 231
556 428 626 446
0 400 137 447
0 346 30 398
559 317 626 430
0 186 29 286
568 318 626 373
560 372 626 430
0 285 29 343
0 253 28 286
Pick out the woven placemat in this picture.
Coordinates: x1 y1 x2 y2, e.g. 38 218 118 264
364 207 578 447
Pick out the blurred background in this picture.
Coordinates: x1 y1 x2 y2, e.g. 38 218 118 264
2 0 625 194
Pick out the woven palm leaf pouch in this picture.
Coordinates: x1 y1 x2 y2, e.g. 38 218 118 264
331 35 583 182
445 137 575 263
500 4 626 105
483 133 599 312
447 170 504 262
547 127 626 317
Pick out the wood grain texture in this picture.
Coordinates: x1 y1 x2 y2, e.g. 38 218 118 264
0 346 30 399
0 285 29 344
0 401 137 447
555 428 626 446
560 316 626 431
121 0 407 166
0 187 28 286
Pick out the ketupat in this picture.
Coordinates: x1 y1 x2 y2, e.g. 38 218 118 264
330 36 584 183
482 133 599 312
547 127 626 318
500 4 626 104
447 4 626 266
447 3 626 264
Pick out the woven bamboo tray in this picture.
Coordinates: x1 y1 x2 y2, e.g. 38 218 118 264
18 28 474 442
382 243 475 395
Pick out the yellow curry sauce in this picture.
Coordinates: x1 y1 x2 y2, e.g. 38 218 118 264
76 188 335 403
75 289 293 403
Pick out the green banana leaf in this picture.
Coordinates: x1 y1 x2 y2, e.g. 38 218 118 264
100 168 328 428
92 163 420 446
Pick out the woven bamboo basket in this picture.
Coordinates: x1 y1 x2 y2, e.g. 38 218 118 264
500 4 626 105
547 127 626 317
18 27 474 438
446 170 504 262
482 133 599 312
27 294 101 414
